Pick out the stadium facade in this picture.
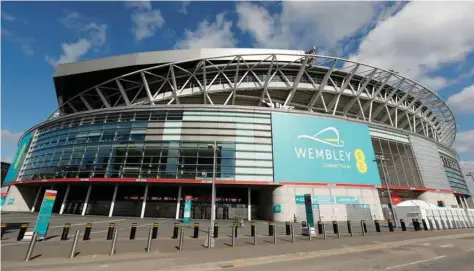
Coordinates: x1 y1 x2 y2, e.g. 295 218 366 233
1 48 471 222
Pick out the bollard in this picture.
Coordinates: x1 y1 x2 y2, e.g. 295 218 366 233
388 219 394 232
322 222 327 239
250 222 255 237
130 223 137 240
234 223 238 238
69 230 80 258
333 221 340 238
24 231 37 262
412 218 418 231
253 226 257 245
152 223 159 239
422 219 428 231
374 220 381 233
360 220 366 236
83 223 92 241
17 224 28 241
268 221 273 236
362 220 368 234
109 228 118 256
291 223 295 242
347 220 353 237
317 221 323 235
231 225 235 247
1 223 7 240
400 219 407 231
193 223 199 239
61 223 71 241
146 228 153 253
178 228 184 251
214 223 219 238
172 223 179 239
107 223 115 240
207 226 212 249
273 225 277 244
286 221 291 235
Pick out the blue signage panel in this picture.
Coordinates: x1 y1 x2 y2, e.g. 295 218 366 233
335 196 360 204
304 194 315 228
274 204 281 213
272 113 381 185
296 195 360 205
3 132 34 184
183 195 192 223
34 190 57 238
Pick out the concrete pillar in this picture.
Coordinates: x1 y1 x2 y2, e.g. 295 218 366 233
31 187 42 212
175 186 182 220
248 187 251 221
109 184 118 217
59 185 70 215
140 184 148 219
81 184 92 216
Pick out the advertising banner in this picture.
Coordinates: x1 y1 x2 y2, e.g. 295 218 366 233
183 195 192 223
3 131 34 185
272 113 381 185
34 190 57 239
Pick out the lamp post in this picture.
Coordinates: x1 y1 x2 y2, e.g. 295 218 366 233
375 155 398 227
208 141 221 231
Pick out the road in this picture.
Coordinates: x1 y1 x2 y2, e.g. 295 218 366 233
227 236 474 271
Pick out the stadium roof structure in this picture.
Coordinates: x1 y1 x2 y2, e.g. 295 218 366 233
50 48 456 146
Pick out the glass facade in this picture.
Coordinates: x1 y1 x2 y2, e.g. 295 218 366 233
440 154 469 195
19 109 274 182
371 137 423 188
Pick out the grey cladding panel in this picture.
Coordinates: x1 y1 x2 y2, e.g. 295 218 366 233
409 135 451 190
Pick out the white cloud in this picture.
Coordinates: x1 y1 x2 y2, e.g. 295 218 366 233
1 130 22 143
236 2 392 52
448 84 474 113
453 129 474 154
179 1 191 15
46 11 107 66
1 28 35 56
125 1 165 41
2 11 16 22
175 13 236 49
348 2 474 91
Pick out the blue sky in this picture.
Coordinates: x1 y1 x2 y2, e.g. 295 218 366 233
1 1 474 175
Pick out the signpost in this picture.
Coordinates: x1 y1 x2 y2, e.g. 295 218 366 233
183 195 192 223
34 190 57 240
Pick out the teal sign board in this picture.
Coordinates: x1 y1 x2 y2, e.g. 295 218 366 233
274 204 281 213
34 190 57 238
272 113 381 185
183 195 192 223
296 195 360 205
8 198 15 205
3 132 34 184
304 194 315 228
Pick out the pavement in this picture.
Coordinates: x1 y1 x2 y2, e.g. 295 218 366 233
2 212 474 271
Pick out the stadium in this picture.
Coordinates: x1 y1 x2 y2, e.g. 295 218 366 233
1 48 471 222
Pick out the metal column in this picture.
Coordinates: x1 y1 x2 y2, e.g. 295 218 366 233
59 185 70 215
109 185 118 217
175 186 182 220
30 187 42 212
81 184 92 216
140 184 148 219
248 187 251 221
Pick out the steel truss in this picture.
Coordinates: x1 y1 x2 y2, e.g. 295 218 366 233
52 53 456 146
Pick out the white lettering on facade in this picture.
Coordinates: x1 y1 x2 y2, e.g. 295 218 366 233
294 147 352 162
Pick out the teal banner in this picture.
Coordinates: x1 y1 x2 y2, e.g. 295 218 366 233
3 132 34 184
304 194 315 228
34 190 57 238
296 195 360 205
183 195 192 223
272 113 380 185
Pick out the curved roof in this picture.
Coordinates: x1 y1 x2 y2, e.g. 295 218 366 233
50 49 457 146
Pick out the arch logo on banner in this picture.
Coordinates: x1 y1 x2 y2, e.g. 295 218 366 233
271 113 381 185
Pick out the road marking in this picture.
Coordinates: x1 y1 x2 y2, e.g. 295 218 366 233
466 248 474 252
50 219 126 228
384 255 446 270
422 243 431 246
439 244 453 248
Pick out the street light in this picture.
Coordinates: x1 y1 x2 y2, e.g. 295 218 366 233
208 141 222 232
375 155 398 227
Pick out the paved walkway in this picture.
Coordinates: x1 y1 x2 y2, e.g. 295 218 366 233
2 228 474 271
